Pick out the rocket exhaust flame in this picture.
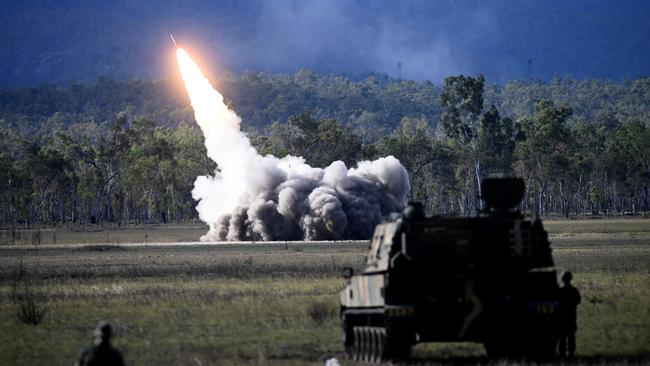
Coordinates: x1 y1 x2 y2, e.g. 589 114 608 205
175 48 410 241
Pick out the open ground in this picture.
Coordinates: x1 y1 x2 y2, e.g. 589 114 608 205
0 219 649 365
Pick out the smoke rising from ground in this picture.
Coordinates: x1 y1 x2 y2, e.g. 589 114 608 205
177 48 409 241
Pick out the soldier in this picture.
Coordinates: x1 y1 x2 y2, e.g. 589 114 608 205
75 321 125 366
558 271 581 358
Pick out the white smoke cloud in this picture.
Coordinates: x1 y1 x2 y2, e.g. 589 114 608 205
178 48 410 241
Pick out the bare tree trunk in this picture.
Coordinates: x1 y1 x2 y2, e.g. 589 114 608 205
59 195 65 223
474 157 482 211
71 175 78 223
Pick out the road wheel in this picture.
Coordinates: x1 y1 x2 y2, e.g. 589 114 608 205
362 327 370 362
374 327 387 363
353 327 362 361
358 327 366 361
342 315 354 359
367 327 374 363
370 327 378 363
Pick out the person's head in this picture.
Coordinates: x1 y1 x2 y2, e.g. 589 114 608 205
93 321 114 345
561 271 573 284
403 202 425 221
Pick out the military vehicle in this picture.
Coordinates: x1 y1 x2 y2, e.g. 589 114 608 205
340 178 559 362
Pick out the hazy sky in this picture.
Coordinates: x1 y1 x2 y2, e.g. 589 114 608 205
1 0 649 86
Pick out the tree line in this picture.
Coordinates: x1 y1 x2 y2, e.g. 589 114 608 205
1 115 215 227
0 73 648 227
2 72 649 135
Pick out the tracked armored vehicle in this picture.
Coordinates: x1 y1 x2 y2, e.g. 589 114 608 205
340 178 559 362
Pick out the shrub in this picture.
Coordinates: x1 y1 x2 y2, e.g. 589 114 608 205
31 229 41 246
15 284 47 325
73 244 126 252
307 300 335 325
11 259 47 325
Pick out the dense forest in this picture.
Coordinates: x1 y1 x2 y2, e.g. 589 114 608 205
1 72 649 227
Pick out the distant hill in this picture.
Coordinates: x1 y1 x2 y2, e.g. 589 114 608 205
1 73 649 136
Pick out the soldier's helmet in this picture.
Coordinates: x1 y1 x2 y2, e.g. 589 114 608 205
561 271 573 282
94 321 114 340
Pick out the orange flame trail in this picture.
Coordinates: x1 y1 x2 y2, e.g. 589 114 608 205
176 48 241 135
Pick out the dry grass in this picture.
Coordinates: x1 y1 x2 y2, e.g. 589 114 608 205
306 300 337 325
0 243 366 283
545 218 650 235
1 218 647 246
0 220 648 365
0 224 208 245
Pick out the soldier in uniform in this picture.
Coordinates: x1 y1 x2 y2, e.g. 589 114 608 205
76 321 125 366
558 271 581 358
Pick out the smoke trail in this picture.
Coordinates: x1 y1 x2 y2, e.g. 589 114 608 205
176 48 410 241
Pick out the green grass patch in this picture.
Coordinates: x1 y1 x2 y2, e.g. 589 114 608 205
1 220 649 365
0 277 343 366
545 218 650 235
575 272 650 357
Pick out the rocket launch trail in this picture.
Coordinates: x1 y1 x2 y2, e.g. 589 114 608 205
175 47 410 242
170 34 178 48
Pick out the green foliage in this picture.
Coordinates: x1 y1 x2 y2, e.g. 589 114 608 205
479 106 516 176
13 283 47 326
440 74 485 141
375 117 457 209
0 114 215 225
10 261 47 326
1 73 650 223
515 100 575 215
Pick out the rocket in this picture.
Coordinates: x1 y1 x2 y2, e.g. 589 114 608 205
170 34 178 48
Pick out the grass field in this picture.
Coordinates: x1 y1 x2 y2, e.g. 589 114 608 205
0 219 649 365
1 218 648 246
0 224 209 246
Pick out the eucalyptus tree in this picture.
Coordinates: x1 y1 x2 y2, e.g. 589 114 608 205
478 106 516 177
440 74 487 211
602 120 650 213
260 113 363 168
514 100 574 216
375 117 457 213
